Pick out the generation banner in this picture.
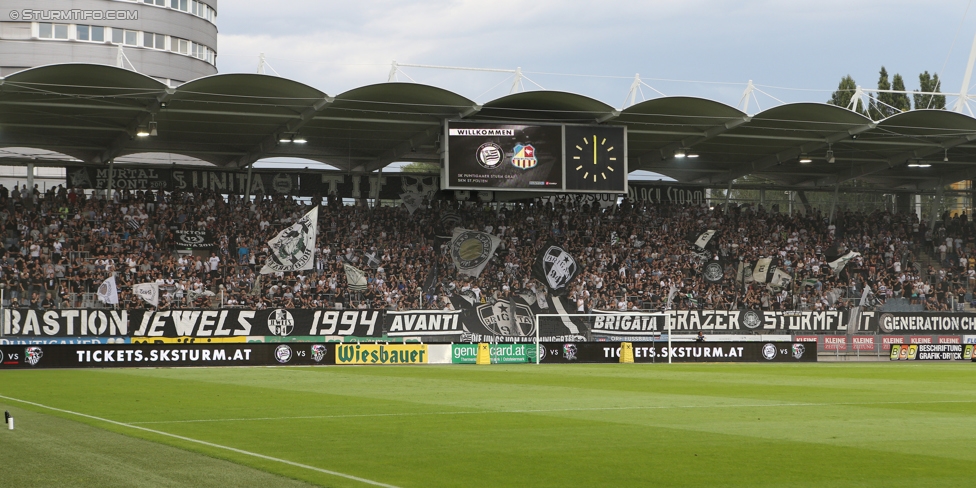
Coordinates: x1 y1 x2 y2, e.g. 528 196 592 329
536 341 817 363
0 342 335 369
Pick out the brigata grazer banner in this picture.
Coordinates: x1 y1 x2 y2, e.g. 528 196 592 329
0 343 336 369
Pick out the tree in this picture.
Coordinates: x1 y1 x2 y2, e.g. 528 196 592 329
890 74 911 112
401 162 440 174
870 66 895 119
828 75 866 115
914 71 946 110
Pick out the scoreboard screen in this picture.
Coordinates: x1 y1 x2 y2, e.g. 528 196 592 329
444 121 626 193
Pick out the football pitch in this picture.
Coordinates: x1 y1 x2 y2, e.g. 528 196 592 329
1 363 974 487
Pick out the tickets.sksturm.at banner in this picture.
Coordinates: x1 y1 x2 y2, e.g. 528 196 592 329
0 343 335 369
2 309 382 338
536 341 817 363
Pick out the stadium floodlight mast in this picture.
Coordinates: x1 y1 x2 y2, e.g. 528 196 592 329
532 312 672 364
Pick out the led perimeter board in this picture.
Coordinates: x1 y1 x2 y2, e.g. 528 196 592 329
444 121 627 193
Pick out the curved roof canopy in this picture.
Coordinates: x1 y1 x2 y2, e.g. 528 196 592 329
2 63 976 191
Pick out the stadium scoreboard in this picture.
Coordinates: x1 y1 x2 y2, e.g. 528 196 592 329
444 121 627 193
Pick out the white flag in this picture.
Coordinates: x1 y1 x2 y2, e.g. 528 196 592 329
344 263 367 291
399 192 424 215
132 282 159 307
449 228 501 278
97 275 119 305
693 230 717 250
261 206 318 274
753 257 773 283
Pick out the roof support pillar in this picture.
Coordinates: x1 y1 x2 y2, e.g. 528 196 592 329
26 162 34 196
244 164 254 202
930 184 945 232
724 181 733 209
829 183 840 224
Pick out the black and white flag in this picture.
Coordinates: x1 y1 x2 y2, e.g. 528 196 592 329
689 229 719 250
753 257 773 283
702 260 726 283
449 228 500 278
344 263 367 292
400 192 424 215
532 241 580 296
261 206 318 274
97 275 119 305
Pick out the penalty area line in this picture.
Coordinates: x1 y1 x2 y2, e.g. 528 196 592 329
125 399 976 425
0 394 400 488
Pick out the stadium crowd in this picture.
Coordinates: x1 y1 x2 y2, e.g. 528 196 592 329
0 181 972 313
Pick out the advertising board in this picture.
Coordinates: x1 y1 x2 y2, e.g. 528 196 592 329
0 343 334 369
536 342 816 363
451 343 534 364
334 344 428 365
889 344 965 360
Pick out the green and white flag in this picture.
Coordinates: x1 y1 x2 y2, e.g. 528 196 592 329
261 206 318 274
828 251 860 276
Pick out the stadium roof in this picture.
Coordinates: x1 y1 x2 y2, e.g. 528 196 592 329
2 63 976 191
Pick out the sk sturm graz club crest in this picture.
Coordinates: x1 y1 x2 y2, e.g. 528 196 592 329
703 262 725 283
25 347 43 366
268 309 295 337
511 143 538 169
742 310 762 330
532 242 580 296
311 345 328 363
762 343 777 360
274 345 293 364
476 143 504 169
450 229 500 278
261 206 318 274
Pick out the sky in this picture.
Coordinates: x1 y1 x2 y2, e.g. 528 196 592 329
214 0 976 113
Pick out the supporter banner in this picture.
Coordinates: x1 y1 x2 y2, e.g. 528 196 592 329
1 309 382 338
537 341 816 363
302 173 444 201
66 166 299 195
0 337 129 345
334 344 427 365
0 343 335 369
590 311 667 336
889 344 965 361
174 230 217 249
870 312 976 334
385 311 463 337
451 343 534 364
666 310 858 333
131 309 382 338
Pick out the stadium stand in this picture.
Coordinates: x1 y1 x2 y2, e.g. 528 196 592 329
1 183 972 313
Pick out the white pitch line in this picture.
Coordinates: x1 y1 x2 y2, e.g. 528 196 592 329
126 399 976 425
0 394 400 488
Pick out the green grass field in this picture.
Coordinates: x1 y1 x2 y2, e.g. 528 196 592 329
1 363 974 487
